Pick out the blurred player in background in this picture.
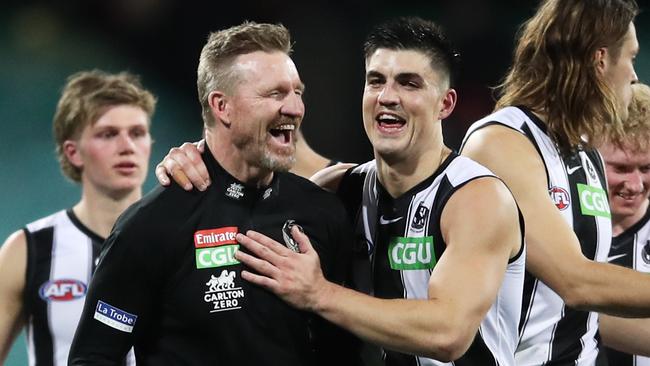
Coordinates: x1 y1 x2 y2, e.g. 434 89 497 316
598 82 650 365
0 69 155 365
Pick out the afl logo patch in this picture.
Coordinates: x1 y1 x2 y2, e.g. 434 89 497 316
549 186 571 210
39 279 87 301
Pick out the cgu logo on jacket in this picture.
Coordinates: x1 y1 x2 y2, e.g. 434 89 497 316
39 279 87 301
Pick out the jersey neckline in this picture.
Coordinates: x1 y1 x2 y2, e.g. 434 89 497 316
66 209 106 243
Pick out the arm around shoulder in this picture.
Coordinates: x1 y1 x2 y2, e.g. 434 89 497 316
310 163 356 192
0 230 27 362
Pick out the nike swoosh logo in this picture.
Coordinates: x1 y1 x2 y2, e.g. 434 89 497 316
567 166 582 175
379 216 403 225
607 253 627 262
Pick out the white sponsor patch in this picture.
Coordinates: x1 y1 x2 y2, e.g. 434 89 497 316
204 270 245 313
93 300 137 333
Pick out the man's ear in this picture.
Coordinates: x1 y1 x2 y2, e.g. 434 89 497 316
439 88 457 120
63 140 83 168
595 47 608 74
208 91 230 126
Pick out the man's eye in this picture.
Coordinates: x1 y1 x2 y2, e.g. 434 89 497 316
131 129 147 138
99 131 116 139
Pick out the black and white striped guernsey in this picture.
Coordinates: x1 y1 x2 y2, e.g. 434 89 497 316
602 204 650 366
337 153 526 366
23 209 135 366
463 106 612 366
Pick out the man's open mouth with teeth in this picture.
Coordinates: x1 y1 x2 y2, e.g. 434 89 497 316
269 123 296 145
376 112 406 132
616 191 645 200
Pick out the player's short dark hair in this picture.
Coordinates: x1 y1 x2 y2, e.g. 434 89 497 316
363 17 460 87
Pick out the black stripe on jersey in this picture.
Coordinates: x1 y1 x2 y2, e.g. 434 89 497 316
24 226 55 366
431 175 454 264
337 166 365 219
518 273 539 337
520 123 551 188
566 154 599 260
518 106 547 133
603 346 633 365
454 329 499 366
547 307 590 365
510 210 526 264
384 351 417 366
67 209 104 243
610 204 650 254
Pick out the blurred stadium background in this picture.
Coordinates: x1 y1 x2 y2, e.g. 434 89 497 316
1 1 649 364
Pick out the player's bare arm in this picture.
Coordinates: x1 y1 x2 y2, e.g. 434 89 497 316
600 314 650 356
462 124 650 316
234 176 520 361
0 231 27 362
156 139 355 192
309 163 355 192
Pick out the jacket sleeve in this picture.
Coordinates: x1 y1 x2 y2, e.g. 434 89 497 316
68 204 165 365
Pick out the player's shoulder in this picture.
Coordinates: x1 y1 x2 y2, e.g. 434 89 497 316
444 155 497 184
282 172 351 218
282 171 339 202
310 162 357 192
114 183 206 237
337 160 374 191
23 209 68 233
1 228 27 255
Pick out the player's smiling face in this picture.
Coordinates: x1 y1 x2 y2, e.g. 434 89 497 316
362 48 455 162
226 51 305 172
602 143 650 220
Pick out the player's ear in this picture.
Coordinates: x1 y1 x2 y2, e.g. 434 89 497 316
595 47 608 75
63 140 83 168
208 91 231 127
438 88 457 120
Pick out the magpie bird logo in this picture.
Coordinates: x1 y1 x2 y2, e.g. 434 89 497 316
586 161 598 181
643 240 650 265
412 204 429 231
282 220 303 253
